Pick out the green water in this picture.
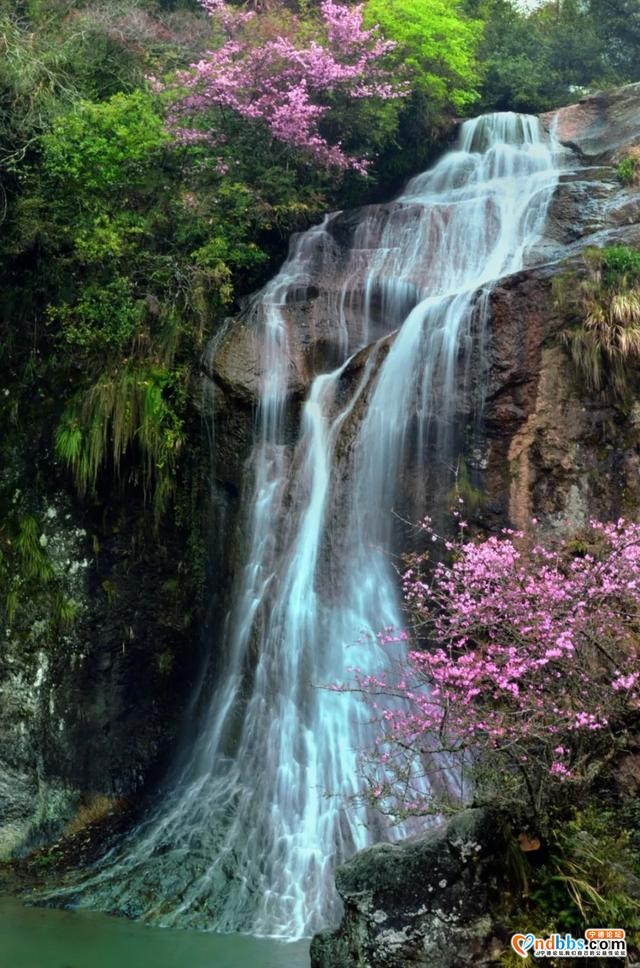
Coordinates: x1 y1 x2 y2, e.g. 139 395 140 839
0 896 310 968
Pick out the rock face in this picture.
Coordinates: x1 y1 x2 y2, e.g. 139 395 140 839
0 470 200 859
310 810 503 968
542 82 640 160
205 84 640 612
483 91 640 533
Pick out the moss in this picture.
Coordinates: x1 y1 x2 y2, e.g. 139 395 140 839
0 507 82 639
100 579 118 605
448 459 488 512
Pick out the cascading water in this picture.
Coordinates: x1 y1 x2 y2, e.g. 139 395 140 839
48 113 562 939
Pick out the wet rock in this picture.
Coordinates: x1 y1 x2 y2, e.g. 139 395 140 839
0 480 199 858
4 81 640 896
310 809 504 968
480 77 640 535
206 82 640 634
542 169 619 246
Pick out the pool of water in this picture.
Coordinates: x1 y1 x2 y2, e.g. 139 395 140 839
0 896 310 968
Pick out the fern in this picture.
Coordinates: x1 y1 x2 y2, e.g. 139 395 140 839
16 516 55 584
56 364 186 523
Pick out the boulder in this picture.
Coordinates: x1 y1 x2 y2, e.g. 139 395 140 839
310 810 504 968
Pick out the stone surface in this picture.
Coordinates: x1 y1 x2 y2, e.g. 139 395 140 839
542 82 640 160
0 478 200 858
205 82 640 566
310 810 504 968
483 224 640 534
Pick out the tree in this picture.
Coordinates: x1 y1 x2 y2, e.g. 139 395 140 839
589 0 640 81
473 0 640 114
475 0 604 113
164 0 404 172
364 0 482 113
347 516 640 826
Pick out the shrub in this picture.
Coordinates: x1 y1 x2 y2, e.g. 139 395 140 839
48 277 142 352
501 808 640 964
42 90 167 194
617 147 640 187
555 246 640 396
344 516 640 826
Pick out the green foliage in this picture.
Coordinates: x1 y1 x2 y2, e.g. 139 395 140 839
15 516 55 587
0 0 176 170
42 91 167 193
502 807 640 963
588 0 640 82
0 512 77 630
618 155 639 187
472 0 618 113
56 365 186 522
600 244 640 288
73 214 142 263
340 0 484 193
555 246 640 397
365 0 482 111
48 277 142 351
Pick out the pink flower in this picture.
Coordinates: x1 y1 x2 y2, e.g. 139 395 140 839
168 0 402 170
345 516 640 817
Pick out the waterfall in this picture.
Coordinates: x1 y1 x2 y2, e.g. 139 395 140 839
48 113 561 939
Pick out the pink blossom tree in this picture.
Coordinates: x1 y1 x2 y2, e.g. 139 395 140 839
345 516 640 824
164 0 403 172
